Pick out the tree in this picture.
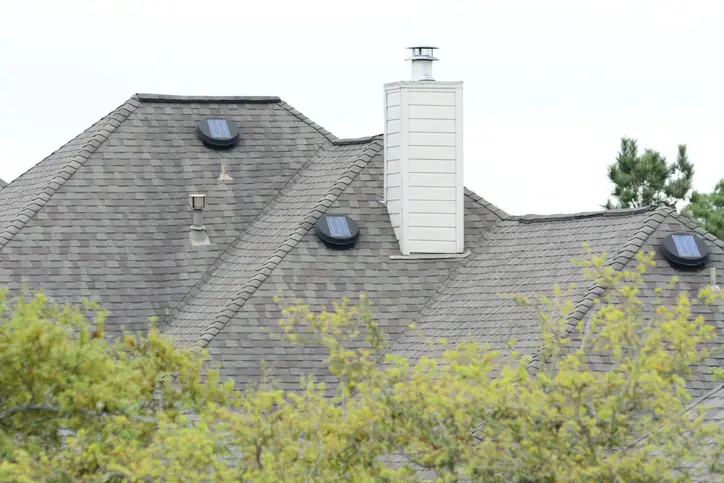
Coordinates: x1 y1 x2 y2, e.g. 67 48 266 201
604 137 694 209
685 179 724 241
1 253 723 482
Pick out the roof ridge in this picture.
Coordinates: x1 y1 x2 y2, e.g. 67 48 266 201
136 93 281 103
510 205 656 224
527 205 674 373
190 139 383 347
0 96 140 251
463 187 509 220
276 101 338 143
333 134 383 145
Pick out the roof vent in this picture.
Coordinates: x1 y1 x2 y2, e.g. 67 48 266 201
218 163 233 181
660 232 709 269
407 46 438 81
197 117 239 149
189 194 211 246
315 214 360 248
711 267 721 291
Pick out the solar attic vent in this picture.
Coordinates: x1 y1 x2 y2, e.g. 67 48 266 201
315 214 360 248
660 232 709 269
197 117 239 149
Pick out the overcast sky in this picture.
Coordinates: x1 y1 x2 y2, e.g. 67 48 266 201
1 0 722 215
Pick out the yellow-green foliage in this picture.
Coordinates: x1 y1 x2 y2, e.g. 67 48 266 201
0 253 722 482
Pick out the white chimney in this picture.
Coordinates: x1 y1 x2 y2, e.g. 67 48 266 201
384 46 464 255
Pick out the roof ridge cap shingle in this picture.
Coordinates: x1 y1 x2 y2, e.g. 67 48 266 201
135 93 282 103
0 96 140 251
527 205 674 373
510 205 657 224
463 187 509 220
333 134 383 145
276 101 338 143
193 139 384 347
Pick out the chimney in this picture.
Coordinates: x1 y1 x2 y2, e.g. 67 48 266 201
384 46 464 255
189 194 210 246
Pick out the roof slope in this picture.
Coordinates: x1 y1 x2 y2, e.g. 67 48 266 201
390 207 665 362
0 178 6 189
566 209 724 397
0 98 139 251
0 94 333 334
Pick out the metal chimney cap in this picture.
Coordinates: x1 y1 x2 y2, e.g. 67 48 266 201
406 46 439 61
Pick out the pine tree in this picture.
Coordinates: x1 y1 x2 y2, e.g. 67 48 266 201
604 137 694 209
685 179 724 240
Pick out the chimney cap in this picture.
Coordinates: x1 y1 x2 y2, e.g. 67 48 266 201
406 46 439 61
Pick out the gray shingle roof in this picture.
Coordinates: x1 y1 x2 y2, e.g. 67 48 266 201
0 178 6 189
0 93 721 402
390 206 662 363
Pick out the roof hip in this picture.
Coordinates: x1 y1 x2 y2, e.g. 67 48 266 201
0 96 140 251
527 205 675 373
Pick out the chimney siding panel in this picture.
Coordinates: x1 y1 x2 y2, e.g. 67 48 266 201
409 119 456 132
385 87 403 241
385 80 463 255
408 105 456 120
408 240 457 253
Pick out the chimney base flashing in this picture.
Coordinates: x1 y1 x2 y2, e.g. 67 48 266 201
389 250 470 261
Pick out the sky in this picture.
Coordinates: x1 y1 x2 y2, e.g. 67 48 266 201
0 0 722 216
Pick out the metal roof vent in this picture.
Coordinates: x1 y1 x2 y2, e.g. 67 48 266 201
315 214 360 248
189 194 210 246
407 46 438 81
197 117 240 149
660 232 709 269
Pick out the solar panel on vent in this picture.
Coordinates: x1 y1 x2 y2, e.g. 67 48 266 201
327 216 351 237
672 234 700 257
208 119 231 138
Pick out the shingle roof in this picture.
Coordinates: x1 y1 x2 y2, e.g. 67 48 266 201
0 92 721 402
0 178 6 189
390 206 663 363
0 94 331 333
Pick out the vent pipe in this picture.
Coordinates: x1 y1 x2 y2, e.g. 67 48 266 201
711 267 721 291
407 46 438 81
189 194 210 246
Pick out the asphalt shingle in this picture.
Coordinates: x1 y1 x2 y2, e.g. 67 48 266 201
0 92 720 406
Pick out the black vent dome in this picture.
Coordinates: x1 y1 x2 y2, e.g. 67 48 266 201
660 232 709 269
197 117 240 148
315 214 360 247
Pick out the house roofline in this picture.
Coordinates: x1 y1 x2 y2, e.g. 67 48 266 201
135 93 282 103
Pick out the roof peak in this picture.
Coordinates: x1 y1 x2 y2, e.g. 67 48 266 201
135 93 282 104
510 205 669 224
332 134 384 145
